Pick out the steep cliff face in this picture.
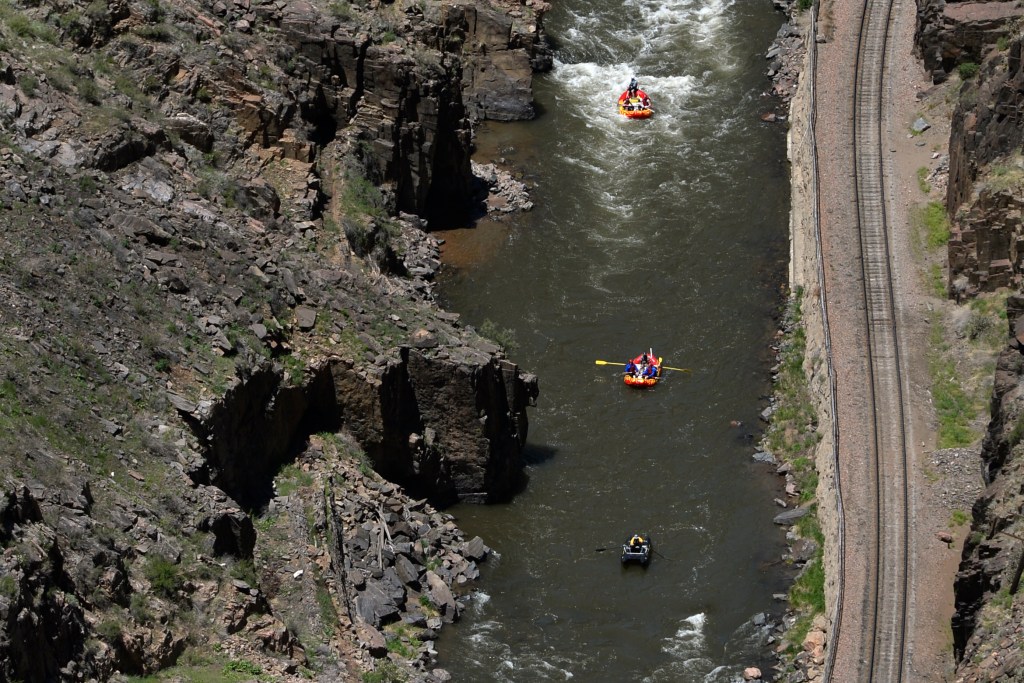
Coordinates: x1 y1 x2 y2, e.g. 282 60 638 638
931 33 1024 295
918 8 1024 676
215 0 551 224
951 295 1024 677
448 1 552 120
0 0 544 679
915 0 1024 83
178 348 537 508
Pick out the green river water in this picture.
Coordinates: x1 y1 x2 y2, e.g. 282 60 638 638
434 0 794 679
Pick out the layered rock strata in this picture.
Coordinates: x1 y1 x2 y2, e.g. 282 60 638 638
951 295 1024 678
917 5 1024 679
0 0 546 679
915 0 1024 83
945 38 1024 295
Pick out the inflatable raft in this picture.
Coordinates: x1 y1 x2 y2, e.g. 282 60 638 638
618 90 653 119
621 533 652 566
623 352 661 387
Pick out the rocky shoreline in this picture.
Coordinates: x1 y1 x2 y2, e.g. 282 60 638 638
17 0 1024 678
772 0 1024 681
0 0 548 679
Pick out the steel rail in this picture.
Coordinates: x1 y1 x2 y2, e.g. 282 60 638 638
849 0 911 679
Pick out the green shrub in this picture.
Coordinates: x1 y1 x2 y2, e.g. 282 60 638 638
77 175 98 194
480 319 517 352
96 619 122 641
19 73 38 96
142 0 164 22
328 1 352 19
224 659 262 676
915 201 950 249
916 167 931 194
78 78 102 105
229 559 259 586
362 661 408 683
3 11 57 42
58 10 89 44
958 62 980 80
86 0 110 21
134 23 172 41
964 311 994 341
316 584 339 637
143 555 182 598
929 323 977 448
276 463 314 497
129 593 152 622
786 551 825 653
341 172 386 219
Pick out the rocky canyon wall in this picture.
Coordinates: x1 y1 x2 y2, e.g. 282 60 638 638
921 4 1024 295
176 348 537 508
0 0 548 679
916 4 1024 676
951 295 1024 671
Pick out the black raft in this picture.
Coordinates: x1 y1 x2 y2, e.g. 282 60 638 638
621 533 652 566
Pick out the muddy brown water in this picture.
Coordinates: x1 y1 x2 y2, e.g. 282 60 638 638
434 0 793 679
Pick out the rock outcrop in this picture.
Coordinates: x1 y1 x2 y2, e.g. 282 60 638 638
0 0 546 679
176 348 536 508
915 0 1024 83
951 294 1024 678
914 7 1024 678
923 27 1024 294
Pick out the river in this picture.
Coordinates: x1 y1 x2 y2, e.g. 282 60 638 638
434 0 792 680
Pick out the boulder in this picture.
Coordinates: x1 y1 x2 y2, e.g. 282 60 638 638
462 535 488 561
295 306 317 331
354 579 401 628
424 570 458 623
773 507 810 525
198 507 256 558
355 622 388 657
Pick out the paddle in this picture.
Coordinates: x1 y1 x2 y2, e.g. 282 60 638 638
660 365 692 373
595 546 669 560
594 359 691 373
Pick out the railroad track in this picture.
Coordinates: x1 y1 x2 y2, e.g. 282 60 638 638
812 0 911 679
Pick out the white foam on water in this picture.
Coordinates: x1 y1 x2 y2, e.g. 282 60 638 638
547 59 701 231
468 590 491 613
627 0 736 47
648 612 725 679
663 612 708 656
552 60 699 128
443 2 768 676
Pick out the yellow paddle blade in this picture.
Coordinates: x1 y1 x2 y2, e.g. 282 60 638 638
594 360 625 366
